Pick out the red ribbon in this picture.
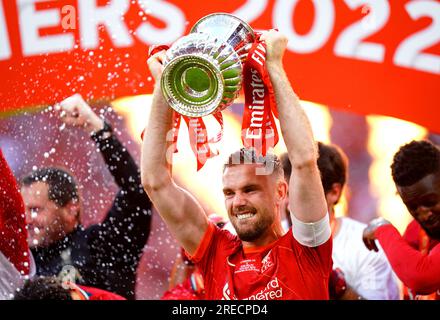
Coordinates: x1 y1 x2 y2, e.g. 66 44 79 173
181 115 220 171
241 35 279 156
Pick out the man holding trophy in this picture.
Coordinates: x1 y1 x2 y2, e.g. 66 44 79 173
141 14 332 300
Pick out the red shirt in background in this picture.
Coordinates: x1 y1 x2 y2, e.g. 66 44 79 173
161 276 204 300
189 223 332 300
0 149 30 276
403 220 439 252
376 223 440 300
161 268 205 300
78 285 126 300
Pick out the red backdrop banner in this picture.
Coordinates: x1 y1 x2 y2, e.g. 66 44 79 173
0 0 438 132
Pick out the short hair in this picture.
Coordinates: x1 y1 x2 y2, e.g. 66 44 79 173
14 277 73 300
21 167 79 207
224 148 284 178
391 140 440 187
281 142 348 194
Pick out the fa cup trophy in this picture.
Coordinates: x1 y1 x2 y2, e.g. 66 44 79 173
161 13 255 117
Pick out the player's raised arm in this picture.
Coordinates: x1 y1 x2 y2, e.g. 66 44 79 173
141 51 209 255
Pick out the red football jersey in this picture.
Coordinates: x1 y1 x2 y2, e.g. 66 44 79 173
401 221 440 300
190 223 332 300
377 224 440 300
403 220 439 252
161 278 203 300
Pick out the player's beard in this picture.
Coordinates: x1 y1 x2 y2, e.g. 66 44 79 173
231 207 274 242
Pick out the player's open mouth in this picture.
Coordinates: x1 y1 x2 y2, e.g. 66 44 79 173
237 212 255 220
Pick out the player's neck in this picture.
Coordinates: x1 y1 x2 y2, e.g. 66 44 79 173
241 224 283 249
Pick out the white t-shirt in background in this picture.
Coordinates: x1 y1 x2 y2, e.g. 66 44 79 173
333 217 400 300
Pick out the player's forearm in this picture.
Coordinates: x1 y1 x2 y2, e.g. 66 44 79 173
267 61 326 224
266 62 317 168
141 85 174 191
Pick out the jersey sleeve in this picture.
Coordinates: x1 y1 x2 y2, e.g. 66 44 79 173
187 222 239 280
376 224 440 295
187 222 216 264
291 228 333 278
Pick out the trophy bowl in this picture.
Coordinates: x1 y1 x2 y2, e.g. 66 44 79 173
161 13 255 118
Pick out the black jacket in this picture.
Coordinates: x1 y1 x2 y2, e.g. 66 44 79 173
31 127 152 300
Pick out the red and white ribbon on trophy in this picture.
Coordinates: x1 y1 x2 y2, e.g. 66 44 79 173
242 32 279 157
144 34 279 170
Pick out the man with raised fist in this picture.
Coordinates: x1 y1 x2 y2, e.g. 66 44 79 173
20 94 153 300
